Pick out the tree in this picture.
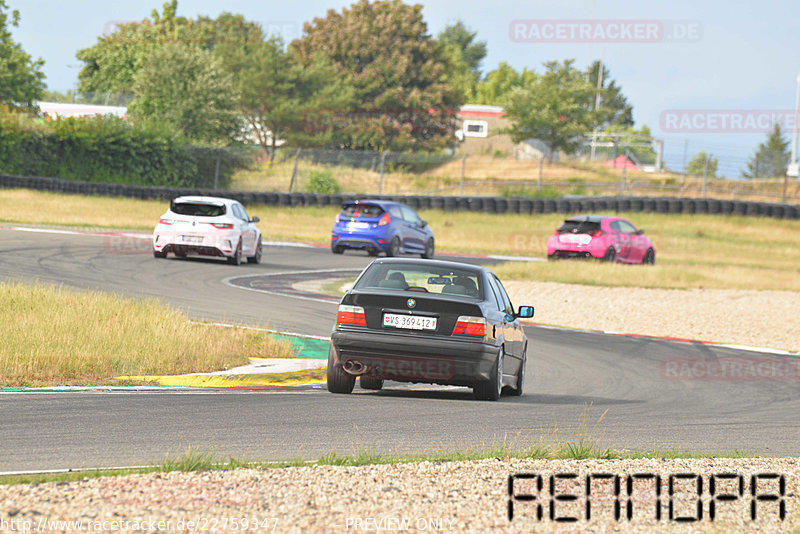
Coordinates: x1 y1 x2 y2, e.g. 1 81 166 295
0 0 45 110
502 60 596 161
437 21 486 101
218 37 353 160
742 123 790 179
687 151 718 178
472 62 535 105
128 44 240 143
76 1 262 97
291 0 463 151
586 60 633 129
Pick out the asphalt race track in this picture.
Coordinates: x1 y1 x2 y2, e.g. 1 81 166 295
1 227 800 471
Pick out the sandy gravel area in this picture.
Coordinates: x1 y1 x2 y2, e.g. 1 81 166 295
504 282 800 352
1 458 795 533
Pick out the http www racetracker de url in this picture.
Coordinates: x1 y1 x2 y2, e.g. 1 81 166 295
0 516 279 533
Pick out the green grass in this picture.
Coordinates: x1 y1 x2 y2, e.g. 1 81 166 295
0 281 296 386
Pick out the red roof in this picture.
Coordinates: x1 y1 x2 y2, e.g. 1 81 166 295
603 155 639 170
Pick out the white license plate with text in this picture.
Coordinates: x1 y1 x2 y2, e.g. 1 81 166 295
383 313 437 331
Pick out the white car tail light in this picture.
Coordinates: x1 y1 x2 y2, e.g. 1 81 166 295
209 223 234 230
159 218 174 225
453 316 486 336
337 305 367 326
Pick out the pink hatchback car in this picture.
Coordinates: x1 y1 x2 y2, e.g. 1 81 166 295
546 215 656 264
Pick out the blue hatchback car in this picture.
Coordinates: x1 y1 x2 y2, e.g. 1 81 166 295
331 200 435 258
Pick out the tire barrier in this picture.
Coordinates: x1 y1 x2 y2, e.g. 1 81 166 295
1 173 798 220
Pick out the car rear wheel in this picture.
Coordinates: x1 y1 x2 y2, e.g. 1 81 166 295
422 238 434 259
642 248 656 265
331 245 344 254
602 247 616 263
247 237 262 264
359 376 384 390
227 240 242 265
326 346 355 394
473 347 504 401
153 250 167 259
508 346 526 397
386 237 401 257
367 248 380 257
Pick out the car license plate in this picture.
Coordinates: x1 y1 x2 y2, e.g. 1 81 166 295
560 234 591 245
181 235 203 244
383 313 437 331
347 222 369 230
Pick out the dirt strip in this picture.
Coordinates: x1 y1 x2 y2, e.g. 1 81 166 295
504 281 800 352
1 458 796 533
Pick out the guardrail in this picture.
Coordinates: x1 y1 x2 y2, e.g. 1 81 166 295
1 173 798 219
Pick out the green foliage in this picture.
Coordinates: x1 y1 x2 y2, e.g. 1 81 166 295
742 123 790 179
503 60 596 160
585 61 633 128
76 1 263 96
128 44 241 143
472 62 536 105
502 186 562 198
0 107 247 187
305 169 341 194
291 0 463 151
218 37 353 159
687 151 718 178
437 21 487 101
0 0 45 110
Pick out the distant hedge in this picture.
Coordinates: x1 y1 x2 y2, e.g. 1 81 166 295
0 109 250 188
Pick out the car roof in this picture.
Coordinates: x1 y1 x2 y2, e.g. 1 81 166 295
172 196 234 205
341 199 405 209
564 214 613 223
369 257 487 275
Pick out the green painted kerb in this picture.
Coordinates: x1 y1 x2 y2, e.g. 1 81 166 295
273 334 330 360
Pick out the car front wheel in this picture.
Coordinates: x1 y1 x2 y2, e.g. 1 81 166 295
642 248 656 265
508 346 526 397
602 247 616 263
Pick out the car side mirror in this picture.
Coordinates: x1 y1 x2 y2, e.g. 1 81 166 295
421 220 428 227
516 306 534 318
636 229 644 235
250 216 260 223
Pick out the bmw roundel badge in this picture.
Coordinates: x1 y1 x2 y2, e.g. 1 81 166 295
407 298 416 308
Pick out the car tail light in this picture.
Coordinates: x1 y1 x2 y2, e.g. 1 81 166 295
209 223 234 230
337 305 367 326
453 316 486 336
591 229 603 237
378 212 391 226
159 218 174 225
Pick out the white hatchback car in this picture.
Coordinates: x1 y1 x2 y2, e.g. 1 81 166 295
153 196 262 265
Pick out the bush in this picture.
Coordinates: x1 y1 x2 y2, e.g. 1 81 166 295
306 169 341 194
0 108 251 187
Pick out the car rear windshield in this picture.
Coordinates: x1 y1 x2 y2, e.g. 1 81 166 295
340 204 384 218
355 263 482 298
558 220 601 234
171 202 226 217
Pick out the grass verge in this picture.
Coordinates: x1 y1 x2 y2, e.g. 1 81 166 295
0 281 295 387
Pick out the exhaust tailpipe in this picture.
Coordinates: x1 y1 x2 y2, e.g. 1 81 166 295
343 360 367 376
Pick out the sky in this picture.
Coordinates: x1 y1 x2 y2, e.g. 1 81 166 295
8 0 800 178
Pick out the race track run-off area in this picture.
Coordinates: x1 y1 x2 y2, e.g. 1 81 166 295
1 227 799 471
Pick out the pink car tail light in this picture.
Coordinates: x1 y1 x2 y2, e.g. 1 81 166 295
591 229 603 237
